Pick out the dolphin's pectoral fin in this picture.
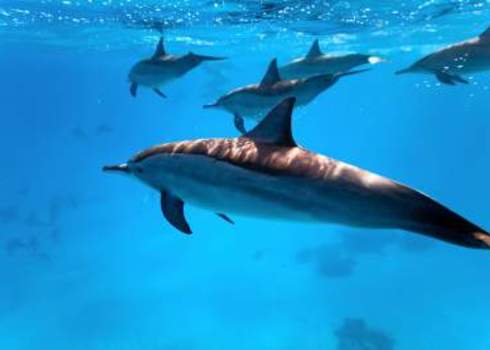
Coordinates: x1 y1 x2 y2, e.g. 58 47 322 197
130 83 138 97
435 71 468 85
160 191 192 234
243 97 297 147
216 213 235 225
451 75 469 84
153 88 167 98
435 72 455 85
233 113 247 134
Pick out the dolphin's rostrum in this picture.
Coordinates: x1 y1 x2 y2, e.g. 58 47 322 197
204 58 367 134
104 98 489 249
128 37 225 98
279 39 383 80
396 27 490 85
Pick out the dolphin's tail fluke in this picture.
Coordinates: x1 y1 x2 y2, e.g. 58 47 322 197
403 191 490 249
472 231 490 248
425 221 490 250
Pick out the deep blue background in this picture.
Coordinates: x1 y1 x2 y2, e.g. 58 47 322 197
1 16 490 350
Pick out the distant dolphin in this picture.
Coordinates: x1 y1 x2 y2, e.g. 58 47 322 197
204 58 367 133
396 27 490 85
279 39 383 80
128 37 225 98
104 98 489 249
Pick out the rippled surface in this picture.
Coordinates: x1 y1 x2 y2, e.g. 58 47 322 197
2 0 490 52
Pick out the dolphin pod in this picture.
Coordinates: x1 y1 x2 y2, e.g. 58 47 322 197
104 98 489 249
128 28 490 101
110 29 490 249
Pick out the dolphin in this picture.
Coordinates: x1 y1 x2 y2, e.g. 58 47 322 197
103 98 489 249
396 27 490 85
128 37 225 98
279 39 383 80
204 58 367 134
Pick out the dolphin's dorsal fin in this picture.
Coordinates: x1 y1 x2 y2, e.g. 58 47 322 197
306 39 322 58
260 59 281 86
244 97 297 147
152 37 166 59
479 26 490 41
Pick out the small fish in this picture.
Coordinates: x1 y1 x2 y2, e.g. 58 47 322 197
104 98 489 249
96 123 114 135
128 37 226 98
396 26 490 85
204 58 367 133
280 39 383 80
71 127 89 141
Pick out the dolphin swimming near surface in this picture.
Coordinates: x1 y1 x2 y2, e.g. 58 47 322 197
104 98 489 249
204 58 367 134
396 27 490 85
128 37 225 98
279 39 383 80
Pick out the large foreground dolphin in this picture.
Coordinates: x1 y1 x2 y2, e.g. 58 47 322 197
396 27 490 85
280 39 383 80
204 58 366 133
104 98 489 249
128 37 225 98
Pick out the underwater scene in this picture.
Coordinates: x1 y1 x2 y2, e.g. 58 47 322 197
1 0 490 349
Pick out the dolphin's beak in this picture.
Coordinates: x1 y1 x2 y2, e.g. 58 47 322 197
395 68 412 75
195 54 227 61
203 102 219 109
336 68 371 79
368 55 385 64
103 163 130 174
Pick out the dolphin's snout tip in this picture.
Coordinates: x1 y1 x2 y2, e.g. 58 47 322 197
203 102 219 109
368 56 385 64
198 55 227 61
103 163 130 173
395 68 411 75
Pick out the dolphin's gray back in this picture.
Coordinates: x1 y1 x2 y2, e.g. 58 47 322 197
280 54 371 80
133 137 488 248
129 56 194 86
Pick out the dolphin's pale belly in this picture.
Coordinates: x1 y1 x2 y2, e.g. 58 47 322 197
224 89 321 120
280 62 338 80
137 153 415 227
129 63 181 87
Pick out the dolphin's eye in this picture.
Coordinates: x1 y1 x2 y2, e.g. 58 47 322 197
136 167 144 174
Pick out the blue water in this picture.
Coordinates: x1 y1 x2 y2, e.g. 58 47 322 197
1 1 490 349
